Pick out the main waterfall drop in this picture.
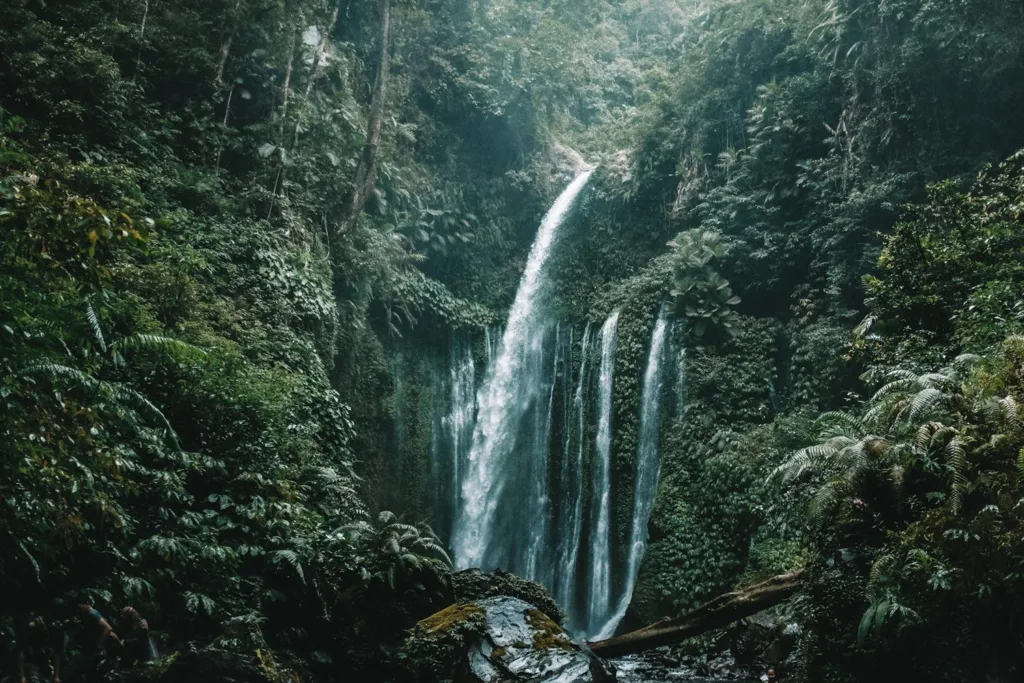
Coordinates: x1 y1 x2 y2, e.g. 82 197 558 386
453 170 595 572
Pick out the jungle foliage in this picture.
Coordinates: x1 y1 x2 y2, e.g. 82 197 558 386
4 0 1024 681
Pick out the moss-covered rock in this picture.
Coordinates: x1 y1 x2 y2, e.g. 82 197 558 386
399 596 613 683
400 603 489 683
452 569 566 626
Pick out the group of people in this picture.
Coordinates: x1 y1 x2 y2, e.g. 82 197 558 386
3 597 153 683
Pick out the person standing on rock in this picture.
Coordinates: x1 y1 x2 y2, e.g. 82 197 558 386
116 607 153 667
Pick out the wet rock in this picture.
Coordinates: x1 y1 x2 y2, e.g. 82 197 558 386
107 667 162 683
452 569 565 625
550 143 592 177
612 650 757 683
160 646 273 683
727 614 800 670
402 596 613 683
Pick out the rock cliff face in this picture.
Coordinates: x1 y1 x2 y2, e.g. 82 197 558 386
402 596 616 683
549 143 592 177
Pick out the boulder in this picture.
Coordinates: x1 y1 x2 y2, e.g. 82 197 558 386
452 569 565 625
401 596 615 683
549 143 592 177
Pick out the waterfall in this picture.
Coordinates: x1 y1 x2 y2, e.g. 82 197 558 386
522 325 561 584
556 323 592 625
586 310 620 636
453 170 595 572
429 336 478 543
596 308 670 639
445 338 477 541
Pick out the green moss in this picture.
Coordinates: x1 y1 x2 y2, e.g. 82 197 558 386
526 609 573 652
416 603 486 635
452 569 565 624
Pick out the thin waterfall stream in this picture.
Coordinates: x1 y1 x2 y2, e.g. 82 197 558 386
556 323 592 626
586 310 621 636
596 308 670 638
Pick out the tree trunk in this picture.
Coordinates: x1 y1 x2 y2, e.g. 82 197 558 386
278 25 297 136
335 0 391 237
588 570 805 659
292 1 343 149
216 0 244 86
131 0 152 84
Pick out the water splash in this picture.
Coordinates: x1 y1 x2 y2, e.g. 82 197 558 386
586 310 620 636
595 308 670 639
453 170 595 571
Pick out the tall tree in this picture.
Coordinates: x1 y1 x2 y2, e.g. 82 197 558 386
336 0 391 237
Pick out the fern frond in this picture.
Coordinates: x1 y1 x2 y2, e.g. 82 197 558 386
817 411 863 437
272 549 306 584
86 301 107 352
871 377 918 404
952 353 982 373
807 484 840 530
772 450 816 483
916 422 939 450
947 436 968 514
906 387 946 423
1000 396 1022 432
23 363 100 389
112 334 207 362
104 384 181 448
917 372 954 389
867 553 899 602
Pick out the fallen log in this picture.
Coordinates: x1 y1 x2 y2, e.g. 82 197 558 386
588 569 805 658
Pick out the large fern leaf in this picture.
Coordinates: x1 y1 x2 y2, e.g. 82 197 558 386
86 301 107 352
946 435 968 514
112 334 207 362
272 549 306 584
904 387 946 424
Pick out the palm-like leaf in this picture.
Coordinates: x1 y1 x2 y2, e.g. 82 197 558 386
111 334 207 363
86 301 107 352
22 363 180 447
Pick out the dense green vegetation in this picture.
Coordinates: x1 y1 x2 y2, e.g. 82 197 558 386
4 0 1024 681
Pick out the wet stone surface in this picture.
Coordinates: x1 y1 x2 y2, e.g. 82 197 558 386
611 651 760 683
464 596 611 683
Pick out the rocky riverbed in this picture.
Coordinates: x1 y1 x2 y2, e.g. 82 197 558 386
611 652 760 683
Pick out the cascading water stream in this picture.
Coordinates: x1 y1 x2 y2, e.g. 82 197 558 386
556 323 592 626
595 308 670 639
586 310 620 636
445 338 477 541
453 169 595 572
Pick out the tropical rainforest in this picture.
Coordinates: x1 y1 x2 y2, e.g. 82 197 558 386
3 0 1024 682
